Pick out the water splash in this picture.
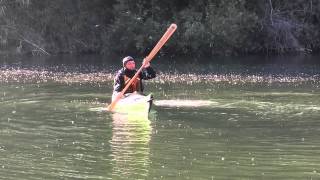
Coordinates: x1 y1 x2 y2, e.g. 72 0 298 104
154 100 216 107
89 107 108 112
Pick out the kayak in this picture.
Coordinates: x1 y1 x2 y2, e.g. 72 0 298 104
112 93 153 115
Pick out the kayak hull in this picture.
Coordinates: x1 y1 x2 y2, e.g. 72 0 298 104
112 93 153 115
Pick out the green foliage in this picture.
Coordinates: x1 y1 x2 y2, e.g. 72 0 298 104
0 0 319 56
205 0 259 55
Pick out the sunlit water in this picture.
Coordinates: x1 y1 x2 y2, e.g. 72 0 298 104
1 55 320 179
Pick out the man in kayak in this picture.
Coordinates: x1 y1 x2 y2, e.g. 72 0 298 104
112 56 156 101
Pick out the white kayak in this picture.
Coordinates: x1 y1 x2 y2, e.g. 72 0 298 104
112 93 153 115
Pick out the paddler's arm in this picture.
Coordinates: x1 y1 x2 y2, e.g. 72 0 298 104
140 61 156 80
113 70 125 92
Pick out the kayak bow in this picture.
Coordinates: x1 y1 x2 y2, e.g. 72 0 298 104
112 93 153 115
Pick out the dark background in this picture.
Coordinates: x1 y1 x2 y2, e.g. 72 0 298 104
1 0 319 57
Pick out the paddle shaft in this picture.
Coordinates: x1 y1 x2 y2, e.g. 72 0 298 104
107 24 177 111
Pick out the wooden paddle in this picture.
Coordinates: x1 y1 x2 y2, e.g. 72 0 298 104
107 23 177 111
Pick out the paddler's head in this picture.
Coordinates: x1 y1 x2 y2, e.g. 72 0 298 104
122 56 135 70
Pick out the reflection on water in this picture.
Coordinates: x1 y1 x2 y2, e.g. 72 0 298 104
110 113 152 179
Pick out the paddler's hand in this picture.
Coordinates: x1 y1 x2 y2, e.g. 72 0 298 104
143 59 150 68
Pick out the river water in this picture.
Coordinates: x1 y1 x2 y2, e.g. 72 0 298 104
0 55 320 179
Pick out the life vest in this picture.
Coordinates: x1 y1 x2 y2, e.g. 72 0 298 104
123 75 142 93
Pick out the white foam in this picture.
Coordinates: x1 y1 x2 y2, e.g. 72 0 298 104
89 107 108 112
154 100 216 107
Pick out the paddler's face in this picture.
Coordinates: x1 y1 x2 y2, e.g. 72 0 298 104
125 60 135 70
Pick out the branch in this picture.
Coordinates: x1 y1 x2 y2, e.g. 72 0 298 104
20 37 50 55
268 0 274 25
1 24 50 55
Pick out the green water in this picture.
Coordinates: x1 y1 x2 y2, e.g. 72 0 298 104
1 56 320 179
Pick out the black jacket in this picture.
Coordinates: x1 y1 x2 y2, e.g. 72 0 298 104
113 66 156 93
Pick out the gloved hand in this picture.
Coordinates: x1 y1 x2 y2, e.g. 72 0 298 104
143 58 150 68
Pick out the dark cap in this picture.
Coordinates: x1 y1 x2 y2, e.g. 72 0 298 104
122 56 134 67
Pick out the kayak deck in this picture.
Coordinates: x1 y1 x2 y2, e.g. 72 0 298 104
112 93 153 115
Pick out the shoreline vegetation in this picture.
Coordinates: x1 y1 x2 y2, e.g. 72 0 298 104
0 0 320 57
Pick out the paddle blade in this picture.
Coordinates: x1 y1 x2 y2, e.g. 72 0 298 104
106 104 111 111
144 23 177 63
